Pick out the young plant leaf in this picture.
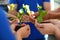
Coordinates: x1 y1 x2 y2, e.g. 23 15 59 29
37 5 47 23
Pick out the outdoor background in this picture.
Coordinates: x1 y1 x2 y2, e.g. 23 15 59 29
54 0 60 9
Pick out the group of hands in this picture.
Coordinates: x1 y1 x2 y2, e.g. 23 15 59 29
8 9 60 39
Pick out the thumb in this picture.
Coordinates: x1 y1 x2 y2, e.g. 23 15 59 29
11 19 18 24
35 21 44 29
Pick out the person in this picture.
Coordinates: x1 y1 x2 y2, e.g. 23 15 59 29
9 0 50 40
35 8 60 40
29 15 60 40
34 19 60 40
0 7 16 40
0 7 30 40
9 0 50 15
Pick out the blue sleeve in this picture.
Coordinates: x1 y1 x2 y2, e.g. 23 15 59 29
0 7 16 40
9 0 17 4
43 0 50 2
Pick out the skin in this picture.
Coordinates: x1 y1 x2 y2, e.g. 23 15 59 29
10 19 30 40
30 19 60 40
11 24 30 40
29 13 60 40
33 8 60 20
8 4 31 40
16 25 30 39
7 13 17 19
43 19 60 40
43 2 51 11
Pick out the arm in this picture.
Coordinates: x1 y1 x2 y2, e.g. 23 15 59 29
43 2 51 11
40 19 60 40
34 2 60 20
43 0 60 20
0 8 16 40
0 8 24 40
43 10 60 20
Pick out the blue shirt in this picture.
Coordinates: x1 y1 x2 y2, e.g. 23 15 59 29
0 7 16 40
9 0 50 40
9 0 50 12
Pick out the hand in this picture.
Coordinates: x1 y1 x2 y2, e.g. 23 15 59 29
43 11 55 20
34 20 57 35
16 24 30 38
10 19 18 24
30 12 39 18
22 13 35 22
11 24 18 34
29 11 54 20
22 14 30 22
7 13 17 19
29 14 35 24
10 19 19 34
44 19 60 28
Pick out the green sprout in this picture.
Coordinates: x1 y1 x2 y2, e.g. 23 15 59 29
23 4 30 15
17 4 31 23
36 4 47 23
17 8 24 23
10 4 15 10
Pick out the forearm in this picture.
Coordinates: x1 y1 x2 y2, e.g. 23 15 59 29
44 11 60 20
54 12 60 19
48 12 60 19
43 2 60 20
47 8 60 19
